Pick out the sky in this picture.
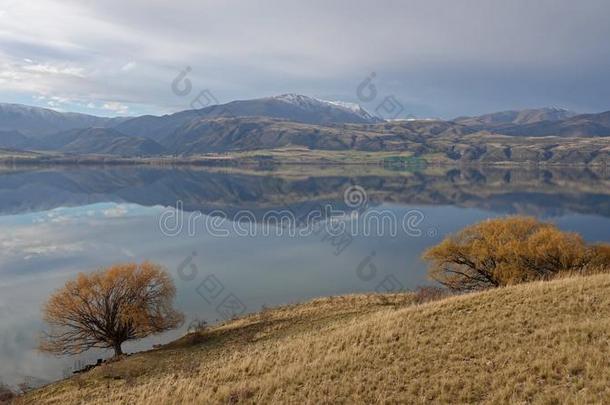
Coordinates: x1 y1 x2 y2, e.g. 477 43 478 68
1 0 610 118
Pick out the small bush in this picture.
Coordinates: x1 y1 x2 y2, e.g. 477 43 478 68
413 286 450 304
257 305 273 323
227 387 255 404
184 319 210 345
0 383 15 404
17 381 33 395
187 319 209 334
423 216 610 291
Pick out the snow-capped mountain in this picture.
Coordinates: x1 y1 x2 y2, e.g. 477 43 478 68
283 95 380 123
111 93 383 141
263 94 382 123
0 94 382 143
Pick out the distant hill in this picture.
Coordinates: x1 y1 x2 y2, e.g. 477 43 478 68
497 111 610 137
453 108 610 137
34 128 166 156
0 103 127 137
112 109 205 143
159 117 379 153
454 107 577 128
158 116 474 154
0 130 31 149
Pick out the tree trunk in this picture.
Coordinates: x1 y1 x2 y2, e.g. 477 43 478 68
113 342 123 357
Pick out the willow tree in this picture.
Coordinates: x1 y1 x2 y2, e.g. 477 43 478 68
423 216 610 291
40 262 184 357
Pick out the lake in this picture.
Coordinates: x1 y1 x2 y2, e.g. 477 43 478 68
1 164 609 387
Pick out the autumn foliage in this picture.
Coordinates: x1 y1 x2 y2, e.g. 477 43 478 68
423 216 610 291
40 262 184 357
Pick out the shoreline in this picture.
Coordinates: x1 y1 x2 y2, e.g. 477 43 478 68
0 149 608 169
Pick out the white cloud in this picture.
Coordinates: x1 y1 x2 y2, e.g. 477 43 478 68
36 95 72 108
102 205 129 217
0 68 22 81
22 242 85 260
22 63 85 78
120 61 137 72
121 248 136 258
101 101 129 115
0 233 86 261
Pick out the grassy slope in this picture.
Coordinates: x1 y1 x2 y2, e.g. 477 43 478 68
22 274 610 404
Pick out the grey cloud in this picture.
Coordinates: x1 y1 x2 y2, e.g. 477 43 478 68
1 0 610 117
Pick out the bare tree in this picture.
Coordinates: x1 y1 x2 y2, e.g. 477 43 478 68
40 262 184 357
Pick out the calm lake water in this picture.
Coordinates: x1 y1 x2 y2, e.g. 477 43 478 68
1 165 609 387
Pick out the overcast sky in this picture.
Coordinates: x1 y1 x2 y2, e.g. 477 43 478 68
1 0 610 118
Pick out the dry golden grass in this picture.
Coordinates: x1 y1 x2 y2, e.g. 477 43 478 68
21 274 610 404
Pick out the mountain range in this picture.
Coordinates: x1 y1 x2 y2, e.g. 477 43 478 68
0 102 127 137
1 95 610 160
453 107 577 127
